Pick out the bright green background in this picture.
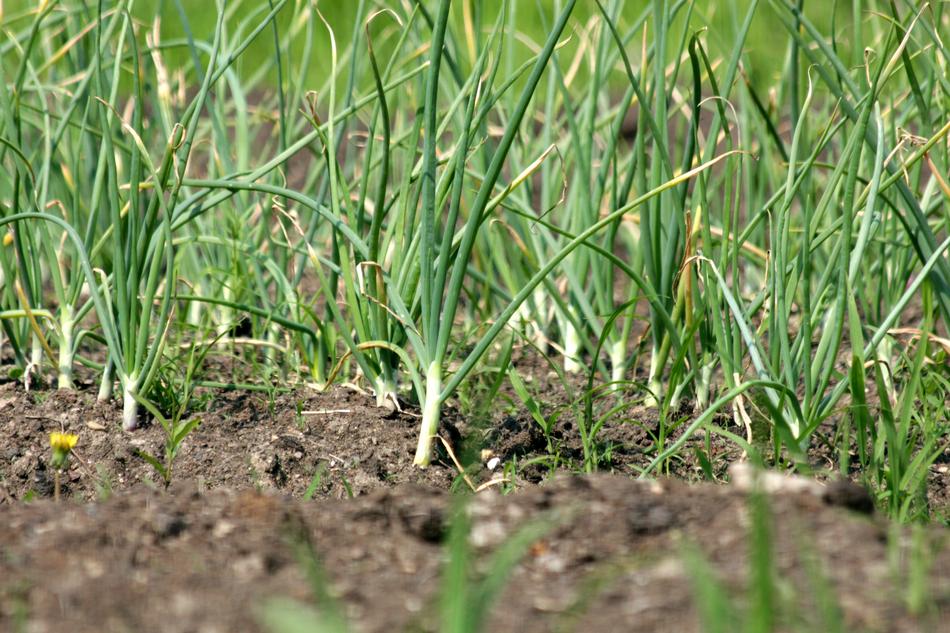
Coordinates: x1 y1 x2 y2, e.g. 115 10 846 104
2 1 849 90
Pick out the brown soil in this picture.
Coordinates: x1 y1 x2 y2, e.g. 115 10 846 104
0 357 741 505
2 475 948 633
0 381 457 502
2 364 950 633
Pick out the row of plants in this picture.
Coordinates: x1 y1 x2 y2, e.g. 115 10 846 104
1 0 948 516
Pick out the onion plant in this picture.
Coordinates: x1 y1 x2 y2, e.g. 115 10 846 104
295 0 586 465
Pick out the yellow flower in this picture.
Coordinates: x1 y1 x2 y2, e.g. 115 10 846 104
50 432 79 452
2 232 12 247
50 432 78 469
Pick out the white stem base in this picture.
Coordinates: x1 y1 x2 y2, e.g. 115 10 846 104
24 338 43 390
643 345 661 408
57 360 73 390
564 323 582 374
98 361 114 403
609 339 626 390
530 287 550 352
122 386 139 431
57 306 74 390
696 362 713 410
413 363 442 467
669 381 685 411
374 376 398 412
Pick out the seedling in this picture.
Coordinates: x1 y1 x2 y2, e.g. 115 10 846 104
133 331 214 487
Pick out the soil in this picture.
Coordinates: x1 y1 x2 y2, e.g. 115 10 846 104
0 381 458 502
2 358 950 633
2 475 949 633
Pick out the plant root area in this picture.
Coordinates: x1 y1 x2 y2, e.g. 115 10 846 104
1 381 950 632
